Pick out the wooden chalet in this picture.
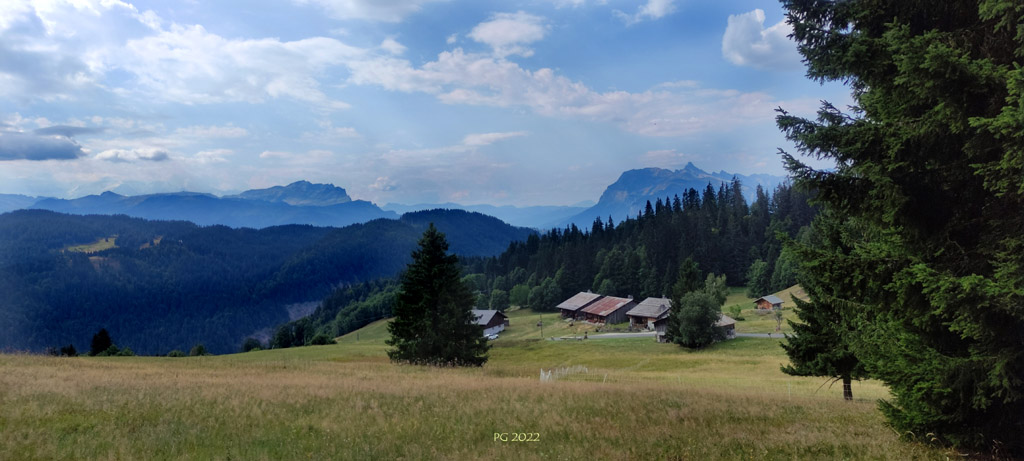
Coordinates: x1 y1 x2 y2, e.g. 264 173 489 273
556 292 604 319
754 295 784 310
625 297 671 330
579 296 636 325
471 309 510 336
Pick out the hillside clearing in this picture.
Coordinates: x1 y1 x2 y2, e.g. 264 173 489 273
63 236 117 253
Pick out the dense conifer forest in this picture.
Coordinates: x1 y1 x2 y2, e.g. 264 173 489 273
284 180 815 346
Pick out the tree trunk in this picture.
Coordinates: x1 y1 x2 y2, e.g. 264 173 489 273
842 375 853 401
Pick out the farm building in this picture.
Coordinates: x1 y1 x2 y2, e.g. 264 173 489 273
716 314 737 338
580 296 636 325
753 295 784 310
654 314 737 343
556 292 604 319
471 309 509 337
625 297 671 330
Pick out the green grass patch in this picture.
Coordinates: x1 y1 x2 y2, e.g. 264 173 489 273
64 236 118 253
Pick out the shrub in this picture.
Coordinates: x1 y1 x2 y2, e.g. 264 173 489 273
189 344 209 356
309 334 335 345
241 337 264 352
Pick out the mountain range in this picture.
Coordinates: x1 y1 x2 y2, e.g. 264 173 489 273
24 182 396 229
0 164 787 230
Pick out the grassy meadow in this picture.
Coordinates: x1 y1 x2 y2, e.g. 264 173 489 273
63 236 118 253
0 309 951 460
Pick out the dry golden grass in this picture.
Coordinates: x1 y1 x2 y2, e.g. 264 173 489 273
0 333 952 460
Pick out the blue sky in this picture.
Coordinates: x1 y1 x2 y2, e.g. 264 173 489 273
0 0 850 206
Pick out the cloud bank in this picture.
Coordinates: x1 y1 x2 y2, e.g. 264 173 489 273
722 9 802 71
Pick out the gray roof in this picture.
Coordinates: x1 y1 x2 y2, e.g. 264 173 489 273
471 309 503 326
556 292 604 311
755 295 784 305
715 314 737 327
625 297 672 319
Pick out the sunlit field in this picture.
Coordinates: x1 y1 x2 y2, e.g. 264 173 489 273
0 313 950 460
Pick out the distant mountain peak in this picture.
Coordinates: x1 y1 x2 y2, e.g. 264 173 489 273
563 164 787 228
233 181 352 207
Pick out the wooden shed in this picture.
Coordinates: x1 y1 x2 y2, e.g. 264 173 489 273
754 295 784 310
556 292 604 319
625 297 671 330
716 314 737 338
580 296 636 325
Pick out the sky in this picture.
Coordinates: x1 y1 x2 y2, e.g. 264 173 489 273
0 0 851 206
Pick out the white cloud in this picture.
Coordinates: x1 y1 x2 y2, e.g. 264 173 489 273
641 148 693 167
615 0 676 25
95 147 169 162
548 0 589 8
0 0 162 102
468 11 547 58
722 9 802 71
462 131 526 146
369 176 396 191
348 48 783 137
113 24 361 108
380 37 406 55
192 149 233 164
175 124 248 139
446 33 457 45
301 123 360 143
292 0 446 23
259 150 291 159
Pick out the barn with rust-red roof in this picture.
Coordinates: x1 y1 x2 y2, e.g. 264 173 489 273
579 296 636 325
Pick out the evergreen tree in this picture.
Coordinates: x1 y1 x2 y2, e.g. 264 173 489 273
386 224 489 366
778 0 1024 452
89 328 112 356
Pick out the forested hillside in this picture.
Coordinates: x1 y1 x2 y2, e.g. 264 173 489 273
0 209 533 355
467 180 814 310
285 180 814 346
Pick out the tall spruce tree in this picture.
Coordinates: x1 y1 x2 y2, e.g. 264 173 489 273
781 214 868 400
386 224 489 366
778 0 1024 452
